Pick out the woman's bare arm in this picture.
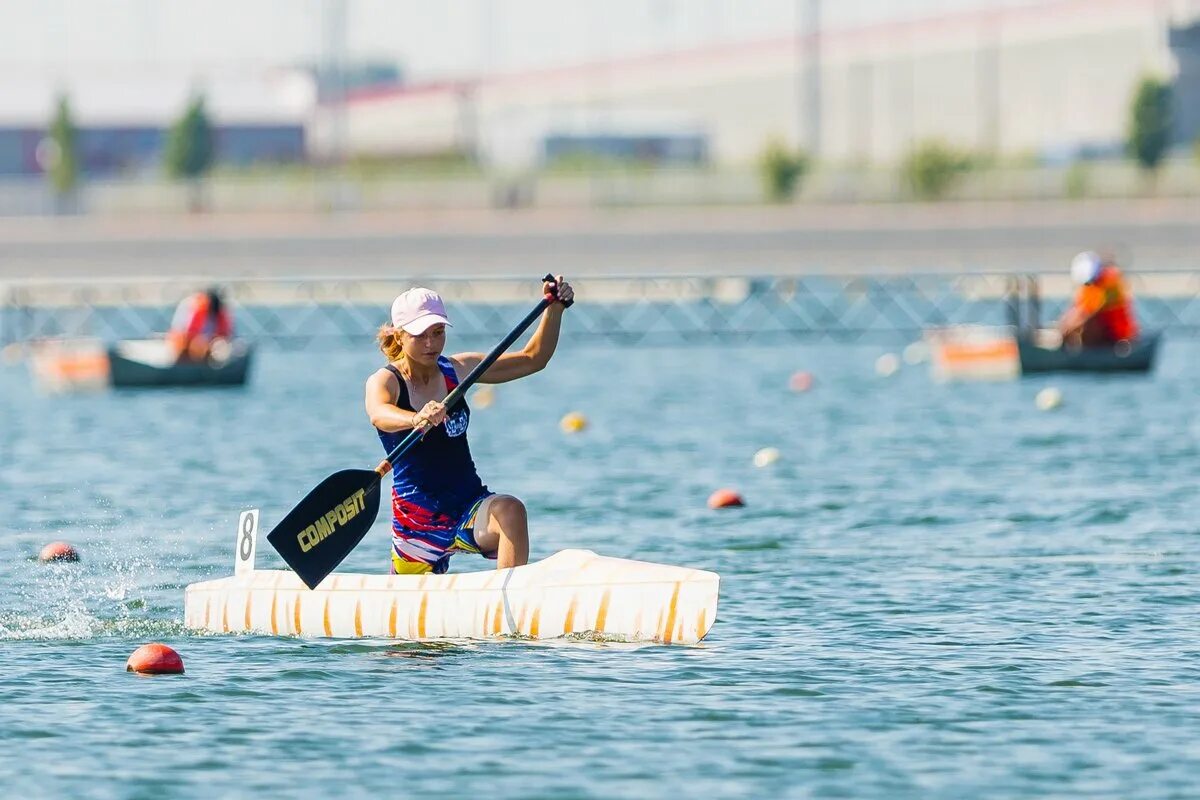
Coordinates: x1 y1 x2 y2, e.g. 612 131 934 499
452 277 574 384
365 369 446 432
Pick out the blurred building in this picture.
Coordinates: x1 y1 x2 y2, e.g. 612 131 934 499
0 126 305 178
311 0 1200 168
308 62 404 104
0 71 313 177
1171 19 1200 145
543 129 707 167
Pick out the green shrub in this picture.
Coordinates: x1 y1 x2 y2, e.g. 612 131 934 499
1064 161 1090 200
901 140 974 200
759 139 810 202
46 94 78 197
164 95 215 212
1127 76 1172 172
165 95 215 181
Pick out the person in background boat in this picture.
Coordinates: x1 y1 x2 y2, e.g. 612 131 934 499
167 286 234 363
1057 251 1140 346
365 276 574 576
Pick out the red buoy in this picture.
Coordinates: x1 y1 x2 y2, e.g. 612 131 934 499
788 371 814 392
707 488 745 509
39 541 79 563
126 643 185 675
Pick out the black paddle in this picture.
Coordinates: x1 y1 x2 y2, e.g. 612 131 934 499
266 276 570 589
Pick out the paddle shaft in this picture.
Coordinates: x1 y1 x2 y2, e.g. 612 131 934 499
373 277 563 478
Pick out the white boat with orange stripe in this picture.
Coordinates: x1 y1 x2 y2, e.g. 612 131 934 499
184 511 720 645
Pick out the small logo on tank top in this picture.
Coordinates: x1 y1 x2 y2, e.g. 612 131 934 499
444 407 469 437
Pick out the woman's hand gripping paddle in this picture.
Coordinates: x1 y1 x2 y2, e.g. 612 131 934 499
266 276 570 589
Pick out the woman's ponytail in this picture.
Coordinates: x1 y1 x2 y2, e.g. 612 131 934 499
377 324 405 362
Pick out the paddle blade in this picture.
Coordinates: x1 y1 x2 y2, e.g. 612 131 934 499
265 469 383 589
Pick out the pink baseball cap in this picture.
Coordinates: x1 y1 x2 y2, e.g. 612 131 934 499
390 288 452 335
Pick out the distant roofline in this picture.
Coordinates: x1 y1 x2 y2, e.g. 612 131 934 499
344 0 1165 107
339 79 474 106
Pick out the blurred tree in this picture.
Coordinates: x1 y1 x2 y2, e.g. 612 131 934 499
44 94 79 211
1126 76 1172 173
165 95 215 211
1192 135 1200 165
901 140 973 201
759 139 810 203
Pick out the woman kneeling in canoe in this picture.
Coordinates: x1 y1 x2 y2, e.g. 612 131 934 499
365 276 573 575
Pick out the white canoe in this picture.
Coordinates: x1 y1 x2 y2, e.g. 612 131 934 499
184 511 719 645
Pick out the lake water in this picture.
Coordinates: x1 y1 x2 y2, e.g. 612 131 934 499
1 338 1198 798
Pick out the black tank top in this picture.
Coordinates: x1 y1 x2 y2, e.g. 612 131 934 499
376 357 486 520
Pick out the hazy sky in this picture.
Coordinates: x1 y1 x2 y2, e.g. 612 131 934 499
1 0 1033 82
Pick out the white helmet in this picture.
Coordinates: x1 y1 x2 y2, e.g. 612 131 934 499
1070 251 1102 285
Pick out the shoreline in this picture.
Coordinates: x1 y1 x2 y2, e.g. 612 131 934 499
1 197 1197 279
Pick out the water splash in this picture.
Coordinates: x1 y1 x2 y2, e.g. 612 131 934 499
1 532 188 641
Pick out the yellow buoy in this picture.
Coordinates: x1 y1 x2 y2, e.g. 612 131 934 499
560 411 588 433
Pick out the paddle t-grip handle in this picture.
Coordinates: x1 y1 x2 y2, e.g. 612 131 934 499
543 273 574 308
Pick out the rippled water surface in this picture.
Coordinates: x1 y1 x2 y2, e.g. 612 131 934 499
1 339 1198 799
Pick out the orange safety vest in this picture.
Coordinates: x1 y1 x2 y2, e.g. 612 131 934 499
168 293 233 350
1071 266 1139 341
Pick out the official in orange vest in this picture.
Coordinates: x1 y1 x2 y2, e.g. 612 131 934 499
167 287 235 362
1057 252 1140 346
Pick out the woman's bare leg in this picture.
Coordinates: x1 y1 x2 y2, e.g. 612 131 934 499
472 495 529 569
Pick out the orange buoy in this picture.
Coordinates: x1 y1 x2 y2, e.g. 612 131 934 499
38 541 79 563
707 488 745 509
788 371 814 392
126 643 185 675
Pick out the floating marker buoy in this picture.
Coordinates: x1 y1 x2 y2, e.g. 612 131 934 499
707 488 745 509
788 371 814 392
560 411 588 433
752 447 781 468
875 353 900 377
472 386 495 409
38 541 79 563
903 341 929 365
126 643 184 675
1035 387 1063 411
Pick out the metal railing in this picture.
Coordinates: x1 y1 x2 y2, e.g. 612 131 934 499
3 272 1198 348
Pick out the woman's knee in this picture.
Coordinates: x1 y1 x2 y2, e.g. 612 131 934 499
489 495 527 527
